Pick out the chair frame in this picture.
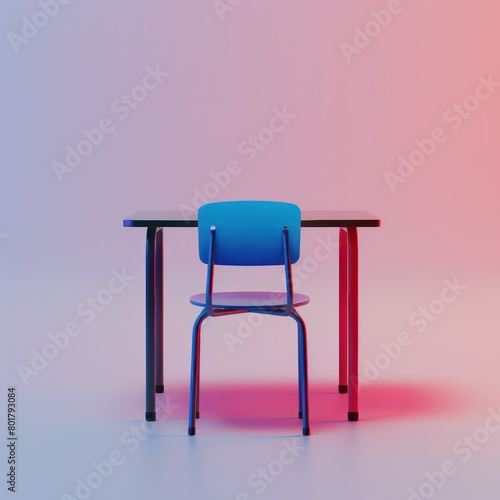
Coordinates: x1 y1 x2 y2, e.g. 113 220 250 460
188 219 310 436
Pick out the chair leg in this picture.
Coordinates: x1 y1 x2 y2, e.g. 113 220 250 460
188 311 208 436
292 310 310 436
298 329 302 419
196 329 201 419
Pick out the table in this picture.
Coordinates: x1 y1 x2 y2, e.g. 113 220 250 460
123 210 380 423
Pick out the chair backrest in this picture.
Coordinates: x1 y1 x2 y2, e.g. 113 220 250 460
198 201 301 266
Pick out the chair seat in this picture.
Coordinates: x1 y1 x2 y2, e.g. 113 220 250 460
190 291 310 309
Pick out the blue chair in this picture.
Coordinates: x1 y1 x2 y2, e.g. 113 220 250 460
188 200 310 436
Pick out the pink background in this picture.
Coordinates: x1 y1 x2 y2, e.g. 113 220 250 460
1 1 500 498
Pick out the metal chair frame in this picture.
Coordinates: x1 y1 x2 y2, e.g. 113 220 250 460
188 201 310 436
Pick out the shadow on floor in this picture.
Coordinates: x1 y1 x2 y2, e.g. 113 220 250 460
151 380 467 431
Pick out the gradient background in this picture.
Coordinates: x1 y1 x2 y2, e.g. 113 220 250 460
1 1 500 499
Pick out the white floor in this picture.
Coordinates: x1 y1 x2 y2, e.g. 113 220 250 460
3 276 500 500
9 378 500 500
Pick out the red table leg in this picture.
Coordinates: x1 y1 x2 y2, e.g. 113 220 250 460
338 228 348 393
347 227 359 421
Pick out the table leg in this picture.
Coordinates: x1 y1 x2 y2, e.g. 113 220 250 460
145 226 157 421
155 228 164 393
347 227 359 421
338 228 348 394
